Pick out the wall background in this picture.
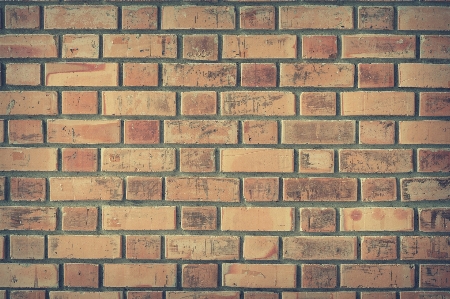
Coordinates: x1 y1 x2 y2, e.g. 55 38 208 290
0 0 449 298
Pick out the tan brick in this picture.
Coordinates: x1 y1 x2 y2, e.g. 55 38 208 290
341 264 415 288
162 6 235 30
419 208 450 232
0 264 58 288
10 291 46 299
223 263 296 288
402 177 450 201
167 292 239 299
358 63 394 88
10 235 45 259
181 92 217 115
399 64 450 88
243 236 278 260
0 35 58 58
126 177 162 201
223 35 296 59
62 148 97 172
165 120 238 144
299 149 334 173
283 292 356 299
221 91 295 116
123 63 158 86
166 235 239 260
419 92 450 116
282 120 355 144
102 148 175 172
398 7 450 30
420 265 450 288
361 178 397 202
183 34 218 61
358 6 394 30
243 177 279 202
5 6 40 29
421 35 450 59
62 91 98 115
50 177 122 201
166 177 239 202
400 121 450 144
283 236 357 260
361 236 397 260
284 178 357 202
221 149 294 173
300 208 336 232
240 6 275 30
401 236 450 260
62 207 98 231
244 292 278 299
400 292 450 299
9 120 43 145
182 264 218 288
0 91 58 115
64 263 98 288
243 120 277 145
339 149 412 173
280 6 353 29
48 119 120 144
122 6 157 30
181 206 217 231
103 34 176 58
6 63 40 86
45 63 118 86
300 92 336 116
302 264 337 288
241 63 277 87
280 63 354 87
104 263 176 287
341 92 414 115
342 35 415 58
128 291 162 299
62 34 99 58
163 63 236 87
103 91 176 116
180 148 215 173
361 292 395 299
360 121 395 144
45 5 118 29
418 149 450 172
341 207 414 231
103 206 176 231
0 207 56 231
0 177 5 201
126 235 161 260
49 292 122 299
302 35 337 59
48 235 121 259
222 207 294 231
0 148 57 171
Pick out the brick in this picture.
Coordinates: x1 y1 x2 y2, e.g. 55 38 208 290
182 264 218 288
300 92 336 116
62 207 98 231
302 264 337 288
165 120 238 144
45 5 118 29
0 148 57 171
223 35 296 59
6 63 40 86
166 177 239 202
45 63 118 86
49 292 122 299
0 264 58 288
243 236 278 260
358 6 394 30
401 236 450 260
283 292 356 299
341 264 415 288
10 177 45 201
180 148 215 172
421 36 450 59
361 178 397 202
361 293 395 299
341 92 414 115
420 265 450 288
339 149 413 173
126 235 161 259
280 63 354 87
103 206 176 230
62 34 99 58
283 236 357 260
343 35 415 58
243 120 278 144
400 292 450 299
221 149 293 173
103 91 176 116
361 236 397 260
400 121 450 144
283 121 355 144
163 63 236 87
9 120 43 144
0 121 3 143
49 235 121 259
162 6 235 30
0 35 58 58
102 148 174 172
123 63 158 86
243 177 279 202
280 6 353 29
420 92 450 116
10 291 46 299
62 91 98 115
0 177 4 201
221 91 295 116
126 177 162 200
48 119 120 144
181 92 217 115
244 293 277 299
103 34 176 58
10 235 45 259
222 207 293 231
360 121 395 144
166 235 239 260
104 263 176 287
402 177 450 201
341 207 414 231
398 7 450 30
302 35 337 59
5 6 40 29
284 178 357 202
299 149 334 173
300 208 336 232
223 263 296 288
399 64 450 88
167 292 239 299
62 148 98 172
183 34 219 61
128 292 162 299
64 263 98 288
50 177 123 201
124 120 160 145
240 6 275 30
241 63 277 87
0 91 57 115
122 6 157 30
419 208 450 232
418 149 450 172
358 63 394 88
0 207 56 231
181 206 217 230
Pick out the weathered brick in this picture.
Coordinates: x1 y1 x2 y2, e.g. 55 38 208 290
401 236 450 260
165 120 238 144
126 177 162 200
0 35 58 58
104 263 176 287
49 292 122 299
341 264 415 288
48 235 121 259
221 207 294 231
0 264 58 288
400 121 450 144
183 34 219 61
280 6 353 29
280 63 354 87
62 91 98 115
6 63 40 86
167 292 239 299
341 207 414 231
402 177 450 201
341 92 414 115
223 35 296 59
0 207 56 231
420 35 450 59
302 35 337 59
241 63 277 87
166 177 239 202
400 292 450 299
299 149 334 173
62 34 99 58
223 263 296 288
45 63 118 86
62 148 98 172
282 120 355 144
419 208 450 232
418 149 450 172
50 177 122 201
10 177 45 201
0 177 5 201
339 149 413 173
123 63 158 86
180 148 215 172
302 264 337 288
10 235 45 260
361 178 397 202
240 6 275 30
163 63 237 87
361 236 397 260
162 6 235 30
360 121 395 144
300 92 336 116
242 120 277 145
419 92 450 116
9 119 43 144
358 6 394 30
10 291 46 299
221 91 295 116
45 5 118 29
47 119 120 144
398 7 450 30
0 148 57 171
361 292 395 299
182 264 218 288
420 265 450 288
166 235 239 260
243 177 279 202
102 148 175 172
122 6 157 30
5 6 40 29
342 35 415 58
221 149 294 173
181 206 217 230
244 292 278 299
64 263 99 288
399 64 450 88
283 236 357 260
102 206 176 230
283 292 356 299
358 63 394 88
284 178 357 202
0 91 58 115
103 91 176 116
300 208 336 232
126 235 161 260
62 207 98 231
103 34 176 58
243 236 278 260
181 92 217 115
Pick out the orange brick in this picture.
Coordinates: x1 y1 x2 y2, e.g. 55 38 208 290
402 177 450 201
343 34 415 58
358 6 394 30
222 207 294 231
102 148 175 172
10 291 46 299
280 6 353 29
124 120 160 145
361 236 397 260
399 64 450 88
48 235 121 259
283 120 355 144
418 149 450 172
358 63 394 88
339 149 412 173
167 292 239 299
64 263 98 288
102 206 176 231
341 207 414 231
5 6 40 29
10 235 45 259
244 292 278 299
300 92 336 116
221 149 294 173
182 264 218 288
302 35 337 59
165 120 238 144
45 63 118 86
9 120 43 144
126 235 161 260
128 291 162 299
62 34 99 58
181 91 217 115
0 91 57 115
284 178 357 202
182 206 217 231
243 120 278 144
420 265 450 288
243 177 279 202
0 264 58 288
300 208 336 232
0 207 56 231
45 5 118 29
280 63 354 87
399 121 450 144
240 6 275 30
398 7 450 30
180 148 215 172
49 292 122 299
341 92 414 115
361 292 395 299
299 149 334 173
421 35 450 59
361 178 397 202
401 236 450 260
162 6 235 30
102 91 176 116
104 263 176 287
341 264 415 288
47 119 120 144
243 236 278 260
0 34 58 58
420 92 450 116
62 148 97 172
241 63 277 87
62 207 98 231
223 35 296 59
183 34 219 61
62 91 98 115
103 34 176 58
163 63 237 87
126 177 162 200
0 148 57 171
400 292 450 299
122 6 157 30
10 177 46 201
283 292 356 299
166 177 239 202
302 264 337 288
284 237 357 260
50 177 123 201
123 63 158 86
360 121 395 144
419 208 450 232
165 235 239 260
223 263 296 288
6 63 40 86
0 121 3 143
221 91 295 116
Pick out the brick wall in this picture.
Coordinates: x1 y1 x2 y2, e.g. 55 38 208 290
0 0 449 298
